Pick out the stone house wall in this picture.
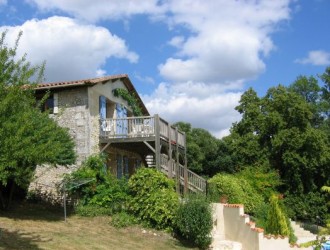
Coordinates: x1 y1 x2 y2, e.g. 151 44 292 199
29 79 138 202
30 87 91 201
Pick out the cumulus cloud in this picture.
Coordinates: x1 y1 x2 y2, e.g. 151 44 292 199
0 16 138 82
27 0 164 22
142 81 242 138
159 0 291 83
295 50 330 66
152 0 291 136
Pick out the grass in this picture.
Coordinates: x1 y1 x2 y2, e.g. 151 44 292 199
0 202 195 250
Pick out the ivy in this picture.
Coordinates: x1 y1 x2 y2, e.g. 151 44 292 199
113 88 143 116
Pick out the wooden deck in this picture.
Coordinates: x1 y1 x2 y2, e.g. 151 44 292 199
99 115 186 147
99 114 207 194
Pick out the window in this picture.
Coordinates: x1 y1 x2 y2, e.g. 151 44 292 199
37 93 58 114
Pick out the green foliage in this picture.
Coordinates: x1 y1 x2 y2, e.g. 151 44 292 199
284 191 328 224
75 204 113 217
265 195 290 236
174 122 220 175
0 31 75 209
127 168 179 230
65 154 129 213
175 195 212 249
228 79 330 201
113 88 143 116
110 211 138 228
236 165 281 200
321 185 330 193
208 173 264 214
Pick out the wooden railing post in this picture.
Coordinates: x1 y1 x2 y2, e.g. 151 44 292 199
154 114 161 171
168 123 172 179
175 127 180 194
183 132 188 195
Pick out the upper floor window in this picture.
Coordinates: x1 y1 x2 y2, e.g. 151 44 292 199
37 93 58 114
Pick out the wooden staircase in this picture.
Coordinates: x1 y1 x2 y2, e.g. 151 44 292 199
159 154 207 194
144 154 207 194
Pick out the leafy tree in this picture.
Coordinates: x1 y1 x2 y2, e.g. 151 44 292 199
320 67 330 138
0 31 76 209
174 122 220 176
228 84 330 195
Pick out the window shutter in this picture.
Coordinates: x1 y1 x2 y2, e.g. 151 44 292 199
53 93 59 114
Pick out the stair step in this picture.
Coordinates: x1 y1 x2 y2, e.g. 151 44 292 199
290 220 318 244
211 240 242 250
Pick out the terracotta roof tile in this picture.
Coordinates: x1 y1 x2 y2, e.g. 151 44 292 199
35 74 128 90
224 204 244 208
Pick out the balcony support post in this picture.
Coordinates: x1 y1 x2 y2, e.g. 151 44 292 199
175 127 180 194
154 114 161 171
183 132 188 195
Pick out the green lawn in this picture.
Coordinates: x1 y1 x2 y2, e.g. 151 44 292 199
0 202 195 250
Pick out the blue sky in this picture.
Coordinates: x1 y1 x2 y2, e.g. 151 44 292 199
1 0 329 137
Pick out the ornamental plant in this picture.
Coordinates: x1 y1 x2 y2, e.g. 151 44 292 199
127 168 179 230
208 173 264 214
175 194 213 249
65 154 129 214
265 194 289 236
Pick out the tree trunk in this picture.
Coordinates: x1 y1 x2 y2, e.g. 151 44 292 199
7 181 15 210
0 187 6 210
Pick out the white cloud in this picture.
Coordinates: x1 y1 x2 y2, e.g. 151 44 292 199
0 16 138 82
295 50 330 66
158 0 291 83
168 36 185 48
142 81 242 138
27 0 164 22
0 0 7 6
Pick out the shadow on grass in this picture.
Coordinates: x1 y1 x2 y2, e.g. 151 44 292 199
0 228 52 250
0 201 73 222
171 233 199 249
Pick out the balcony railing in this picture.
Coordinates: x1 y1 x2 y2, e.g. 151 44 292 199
100 115 186 147
160 154 207 194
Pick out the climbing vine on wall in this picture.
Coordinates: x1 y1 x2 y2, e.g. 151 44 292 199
112 88 143 116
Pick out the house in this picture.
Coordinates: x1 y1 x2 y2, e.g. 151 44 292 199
30 74 206 200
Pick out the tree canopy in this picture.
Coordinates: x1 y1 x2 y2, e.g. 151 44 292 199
227 78 330 194
0 31 76 209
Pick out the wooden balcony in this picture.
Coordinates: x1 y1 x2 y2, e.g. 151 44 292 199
99 115 186 148
99 114 207 195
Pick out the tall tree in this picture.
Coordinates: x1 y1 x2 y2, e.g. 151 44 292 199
174 122 219 176
229 84 330 194
0 31 76 209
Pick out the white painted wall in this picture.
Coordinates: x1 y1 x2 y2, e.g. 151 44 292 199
211 203 311 250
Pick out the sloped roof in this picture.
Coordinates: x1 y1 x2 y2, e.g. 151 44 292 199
35 74 149 115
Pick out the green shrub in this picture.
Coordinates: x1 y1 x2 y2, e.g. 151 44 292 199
208 173 264 214
265 195 290 236
111 211 137 228
75 204 113 217
284 191 328 225
128 168 179 230
65 154 129 214
236 165 282 201
175 194 213 249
